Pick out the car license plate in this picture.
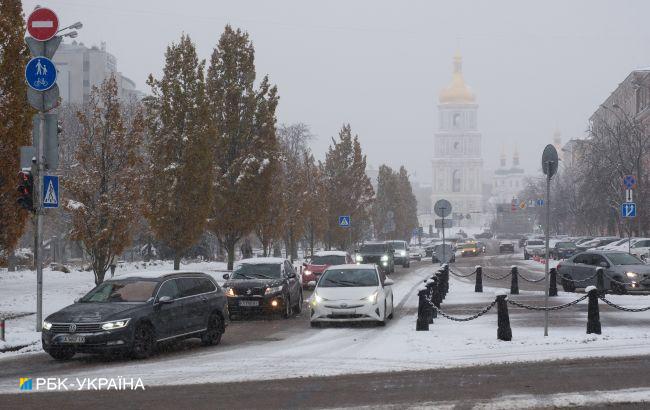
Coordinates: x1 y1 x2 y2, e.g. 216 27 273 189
60 334 85 344
239 300 259 307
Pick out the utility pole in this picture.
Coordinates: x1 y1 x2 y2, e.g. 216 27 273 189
24 7 81 331
541 144 558 337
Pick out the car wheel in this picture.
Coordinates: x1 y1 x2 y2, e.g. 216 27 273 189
561 274 576 293
131 323 155 359
387 297 394 320
610 278 627 295
201 312 224 346
48 348 75 361
294 290 303 314
310 321 321 328
282 296 292 319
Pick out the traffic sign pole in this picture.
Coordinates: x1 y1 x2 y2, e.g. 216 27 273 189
35 111 45 332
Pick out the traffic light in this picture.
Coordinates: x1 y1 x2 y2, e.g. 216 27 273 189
17 170 34 212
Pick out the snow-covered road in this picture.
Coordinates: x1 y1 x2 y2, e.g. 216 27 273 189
2 260 650 393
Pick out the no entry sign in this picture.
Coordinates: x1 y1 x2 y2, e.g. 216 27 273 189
27 8 59 41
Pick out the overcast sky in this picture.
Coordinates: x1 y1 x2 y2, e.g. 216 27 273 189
24 0 650 183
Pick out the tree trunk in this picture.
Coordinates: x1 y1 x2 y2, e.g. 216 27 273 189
226 239 236 271
173 252 181 270
7 249 16 272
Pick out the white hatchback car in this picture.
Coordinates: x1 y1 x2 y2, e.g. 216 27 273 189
308 264 394 327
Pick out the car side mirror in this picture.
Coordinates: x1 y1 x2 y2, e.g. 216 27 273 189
384 278 394 286
288 272 297 279
307 281 316 290
599 261 609 268
222 273 230 280
157 296 174 304
74 298 80 303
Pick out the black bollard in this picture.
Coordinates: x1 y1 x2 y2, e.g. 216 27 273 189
416 288 430 331
549 268 558 297
475 266 483 293
586 286 601 335
596 268 605 296
496 294 512 341
431 280 439 320
441 264 450 298
510 266 519 295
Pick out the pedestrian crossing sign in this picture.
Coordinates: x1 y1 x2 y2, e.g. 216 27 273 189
42 175 59 208
338 215 351 227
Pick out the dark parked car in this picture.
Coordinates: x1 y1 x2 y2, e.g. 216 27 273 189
355 242 395 274
557 251 650 293
42 272 227 360
223 257 303 319
549 241 579 260
476 231 493 239
499 241 515 253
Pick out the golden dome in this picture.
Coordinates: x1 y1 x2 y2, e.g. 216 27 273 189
439 53 476 104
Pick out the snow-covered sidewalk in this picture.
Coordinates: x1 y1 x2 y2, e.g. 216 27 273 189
1 263 650 393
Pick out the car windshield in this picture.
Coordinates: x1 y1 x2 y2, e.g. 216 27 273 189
460 243 476 249
388 242 406 250
232 263 282 279
359 244 386 253
80 280 158 303
606 253 643 265
310 255 346 265
318 269 379 287
527 240 543 246
556 242 576 249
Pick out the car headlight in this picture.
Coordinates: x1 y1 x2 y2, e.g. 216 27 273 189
101 319 130 331
42 320 52 330
312 293 326 305
225 287 235 297
303 270 312 276
265 285 283 295
399 250 406 256
355 255 363 262
364 291 379 304
626 272 638 278
381 254 389 262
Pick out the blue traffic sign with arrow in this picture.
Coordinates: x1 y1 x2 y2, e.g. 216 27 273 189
25 57 57 91
621 202 636 218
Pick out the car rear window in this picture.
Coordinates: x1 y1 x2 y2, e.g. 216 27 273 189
527 240 543 246
388 241 406 250
318 269 379 287
232 263 282 279
81 280 158 303
359 244 386 252
311 255 346 265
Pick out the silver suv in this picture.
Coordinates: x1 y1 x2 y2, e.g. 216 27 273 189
557 250 650 294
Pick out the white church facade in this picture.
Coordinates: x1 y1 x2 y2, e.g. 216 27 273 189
431 54 484 225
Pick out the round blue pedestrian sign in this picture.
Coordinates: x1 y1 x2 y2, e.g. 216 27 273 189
25 57 57 91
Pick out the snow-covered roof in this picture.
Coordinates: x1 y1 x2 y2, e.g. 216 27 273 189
323 264 376 270
313 251 348 257
235 257 286 266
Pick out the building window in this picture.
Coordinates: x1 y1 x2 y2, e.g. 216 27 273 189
452 113 461 128
452 170 461 192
